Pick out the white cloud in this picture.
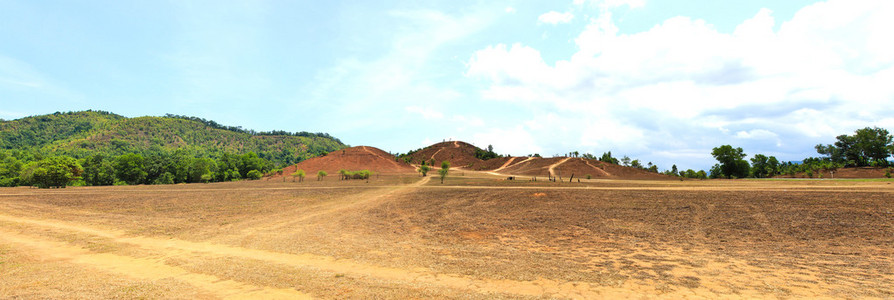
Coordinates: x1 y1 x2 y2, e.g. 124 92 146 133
472 126 543 155
505 6 516 14
538 11 575 25
467 0 894 170
574 0 646 9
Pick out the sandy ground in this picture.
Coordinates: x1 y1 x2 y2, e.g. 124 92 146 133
1 175 892 299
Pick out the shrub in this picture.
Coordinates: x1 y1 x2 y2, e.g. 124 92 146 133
246 169 262 180
317 170 327 181
585 174 592 179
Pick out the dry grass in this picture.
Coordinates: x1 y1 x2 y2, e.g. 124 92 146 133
1 174 892 299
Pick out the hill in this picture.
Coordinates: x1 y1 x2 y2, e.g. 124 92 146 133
404 141 488 168
278 146 415 176
490 156 672 180
0 110 347 166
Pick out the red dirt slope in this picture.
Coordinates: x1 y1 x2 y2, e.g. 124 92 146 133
277 146 415 176
407 141 484 168
497 157 672 180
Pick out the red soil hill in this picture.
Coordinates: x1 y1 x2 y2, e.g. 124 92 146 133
277 146 414 177
496 157 672 180
407 141 484 168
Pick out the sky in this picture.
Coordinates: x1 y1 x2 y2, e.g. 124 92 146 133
2 0 893 171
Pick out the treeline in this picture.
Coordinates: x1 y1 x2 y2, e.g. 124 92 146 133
163 114 343 144
0 110 347 168
710 127 894 179
0 149 275 188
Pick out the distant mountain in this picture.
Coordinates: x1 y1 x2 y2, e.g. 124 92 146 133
0 110 347 166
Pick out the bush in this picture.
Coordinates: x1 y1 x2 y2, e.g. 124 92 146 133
585 174 592 179
246 169 262 180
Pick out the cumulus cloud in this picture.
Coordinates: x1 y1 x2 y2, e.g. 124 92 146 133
538 11 575 25
467 0 894 170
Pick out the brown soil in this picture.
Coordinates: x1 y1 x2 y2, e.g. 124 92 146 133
277 146 414 176
2 175 892 298
497 157 673 180
408 141 483 168
468 156 515 171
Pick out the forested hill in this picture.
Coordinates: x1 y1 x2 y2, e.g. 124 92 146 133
0 110 347 166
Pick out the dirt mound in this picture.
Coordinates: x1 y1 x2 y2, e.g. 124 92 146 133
774 167 893 179
407 141 484 168
497 157 673 180
468 157 516 171
277 146 415 176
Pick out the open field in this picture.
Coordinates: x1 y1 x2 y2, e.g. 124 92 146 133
1 173 893 299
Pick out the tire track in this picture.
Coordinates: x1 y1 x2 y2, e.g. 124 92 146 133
0 212 603 298
0 229 310 299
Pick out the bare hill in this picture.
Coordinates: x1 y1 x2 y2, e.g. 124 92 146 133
407 141 484 167
496 157 672 180
278 146 414 176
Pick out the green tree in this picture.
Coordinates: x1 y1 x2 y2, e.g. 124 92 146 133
292 169 305 182
188 157 216 183
600 152 619 164
246 169 262 180
24 156 83 188
317 170 327 181
115 153 147 185
418 164 430 177
854 127 893 166
439 161 450 184
711 145 750 179
750 154 770 178
82 154 116 186
670 164 678 176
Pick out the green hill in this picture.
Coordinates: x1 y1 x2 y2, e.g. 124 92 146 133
0 110 347 166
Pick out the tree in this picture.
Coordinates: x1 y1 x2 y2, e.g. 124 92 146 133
418 164 430 177
188 157 216 183
766 156 780 177
82 154 116 186
292 169 305 182
711 145 750 178
670 164 678 176
317 170 327 181
23 156 83 188
854 127 893 166
621 156 631 167
630 159 643 169
750 154 770 178
246 169 262 180
115 153 147 185
439 161 450 184
600 152 619 164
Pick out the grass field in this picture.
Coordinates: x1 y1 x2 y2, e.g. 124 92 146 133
1 173 892 299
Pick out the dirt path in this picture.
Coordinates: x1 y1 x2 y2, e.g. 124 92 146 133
492 157 517 173
453 141 459 148
361 146 407 169
0 229 310 299
0 212 604 298
582 159 612 177
548 157 573 178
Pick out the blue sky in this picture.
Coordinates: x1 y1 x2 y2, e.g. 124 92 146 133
2 0 893 171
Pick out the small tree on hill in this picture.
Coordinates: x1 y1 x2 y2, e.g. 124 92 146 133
246 170 262 180
317 170 327 181
418 164 430 177
292 169 305 182
439 161 450 184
